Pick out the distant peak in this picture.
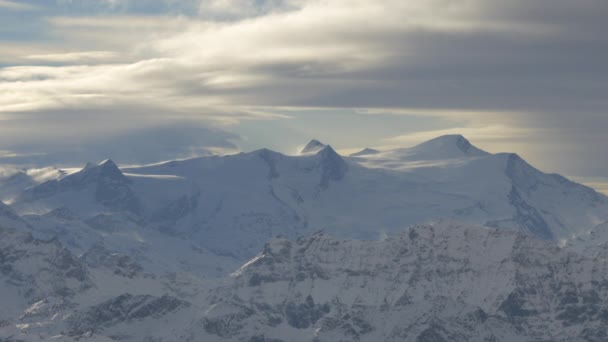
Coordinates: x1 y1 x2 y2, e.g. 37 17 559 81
82 158 119 171
453 135 473 152
317 143 332 151
307 139 324 146
82 159 119 171
425 134 470 149
0 200 11 210
350 148 380 157
0 200 21 221
6 170 31 182
98 159 117 167
80 158 126 182
316 145 340 158
300 139 326 154
410 134 489 159
315 145 348 189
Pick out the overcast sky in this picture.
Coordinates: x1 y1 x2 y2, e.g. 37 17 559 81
0 0 607 191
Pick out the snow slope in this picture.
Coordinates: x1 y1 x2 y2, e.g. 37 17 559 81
5 134 608 340
7 135 608 263
4 222 608 341
195 222 608 342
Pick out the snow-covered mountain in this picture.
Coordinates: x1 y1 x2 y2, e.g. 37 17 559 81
4 222 608 341
0 201 91 323
2 134 608 340
9 134 607 261
0 198 225 341
0 167 65 203
198 222 608 342
300 139 327 154
349 147 380 157
15 159 141 217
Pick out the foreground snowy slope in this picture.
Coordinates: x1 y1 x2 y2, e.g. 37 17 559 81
198 223 608 342
9 134 607 262
4 222 608 342
0 201 222 341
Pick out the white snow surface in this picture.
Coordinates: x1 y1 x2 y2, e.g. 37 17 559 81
1 221 608 341
4 134 608 262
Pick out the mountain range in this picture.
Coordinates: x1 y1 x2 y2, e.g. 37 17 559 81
1 134 607 341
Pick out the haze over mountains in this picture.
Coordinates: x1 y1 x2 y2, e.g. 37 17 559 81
1 135 608 341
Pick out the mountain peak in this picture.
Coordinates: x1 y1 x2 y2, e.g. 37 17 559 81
409 134 489 159
82 159 124 181
301 139 326 154
0 200 25 227
350 148 380 157
315 145 347 189
316 145 341 159
421 134 471 150
98 159 117 167
0 200 18 217
6 170 30 182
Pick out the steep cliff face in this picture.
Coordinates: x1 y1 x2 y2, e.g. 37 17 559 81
200 223 608 342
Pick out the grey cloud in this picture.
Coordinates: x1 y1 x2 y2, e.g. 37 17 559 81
1 0 607 178
0 0 40 11
0 119 240 167
222 9 607 114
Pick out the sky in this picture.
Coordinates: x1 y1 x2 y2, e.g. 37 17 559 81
0 0 607 191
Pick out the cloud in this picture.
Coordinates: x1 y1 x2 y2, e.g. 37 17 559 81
0 121 240 167
25 51 119 63
573 177 608 196
0 0 607 177
4 0 606 115
25 167 65 183
384 125 539 150
198 0 305 20
0 0 39 11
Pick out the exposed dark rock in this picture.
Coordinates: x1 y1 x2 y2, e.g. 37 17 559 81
285 295 330 329
315 146 347 189
68 294 188 335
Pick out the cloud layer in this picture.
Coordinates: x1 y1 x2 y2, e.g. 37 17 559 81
0 0 607 178
0 121 239 167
